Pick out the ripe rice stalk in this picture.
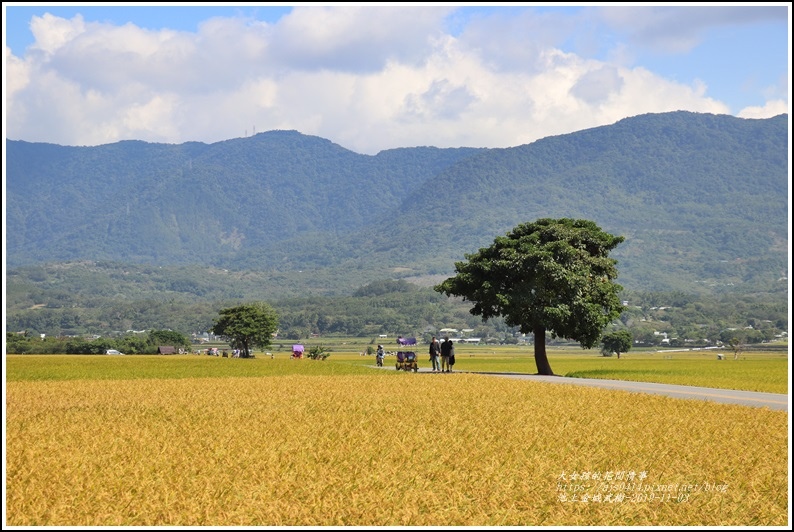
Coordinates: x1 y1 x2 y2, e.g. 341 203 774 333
6 370 787 526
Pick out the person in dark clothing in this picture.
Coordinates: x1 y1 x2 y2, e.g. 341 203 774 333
429 336 441 372
440 336 452 372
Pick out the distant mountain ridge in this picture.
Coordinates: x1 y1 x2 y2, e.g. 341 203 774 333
6 111 789 295
6 130 483 266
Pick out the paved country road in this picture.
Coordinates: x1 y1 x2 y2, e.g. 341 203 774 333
382 367 788 412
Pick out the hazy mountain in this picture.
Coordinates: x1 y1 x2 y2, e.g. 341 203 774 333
342 111 789 294
6 130 482 266
6 111 789 296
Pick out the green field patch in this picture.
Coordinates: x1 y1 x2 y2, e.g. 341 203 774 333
6 349 788 394
557 359 788 394
4 355 376 382
565 368 666 377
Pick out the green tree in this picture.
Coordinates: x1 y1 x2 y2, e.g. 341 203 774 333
148 329 191 350
306 344 331 360
728 336 744 361
434 218 624 375
6 332 34 354
600 330 633 358
210 302 279 357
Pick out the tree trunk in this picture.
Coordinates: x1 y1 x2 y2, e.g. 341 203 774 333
533 325 555 375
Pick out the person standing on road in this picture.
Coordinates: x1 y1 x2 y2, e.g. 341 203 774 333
429 336 441 372
440 336 452 373
376 344 385 367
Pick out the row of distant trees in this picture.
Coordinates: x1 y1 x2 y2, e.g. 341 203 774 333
6 329 191 355
6 283 785 348
8 219 783 374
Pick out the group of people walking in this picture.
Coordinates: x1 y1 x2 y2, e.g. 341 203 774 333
429 336 455 372
373 336 456 372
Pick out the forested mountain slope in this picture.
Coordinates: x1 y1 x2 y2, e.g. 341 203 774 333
6 131 482 266
6 111 788 296
342 111 789 294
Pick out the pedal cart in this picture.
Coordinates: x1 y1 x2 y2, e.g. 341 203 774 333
395 337 418 372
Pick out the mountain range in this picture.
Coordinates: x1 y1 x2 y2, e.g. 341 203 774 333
6 111 789 299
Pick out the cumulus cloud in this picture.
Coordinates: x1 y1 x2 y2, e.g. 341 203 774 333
4 6 788 154
269 6 451 72
5 46 30 98
738 100 790 119
29 12 87 54
400 79 477 121
569 65 624 105
451 8 578 73
596 5 788 53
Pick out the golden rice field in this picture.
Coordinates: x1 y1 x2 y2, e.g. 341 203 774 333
5 355 790 526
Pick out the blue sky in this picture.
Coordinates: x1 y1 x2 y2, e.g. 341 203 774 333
3 3 790 153
4 5 294 51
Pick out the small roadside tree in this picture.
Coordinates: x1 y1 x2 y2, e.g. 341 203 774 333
306 344 331 360
728 336 744 361
434 218 624 375
600 330 633 358
210 302 279 357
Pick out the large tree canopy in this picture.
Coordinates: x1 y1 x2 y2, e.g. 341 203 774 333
210 302 279 357
434 218 625 375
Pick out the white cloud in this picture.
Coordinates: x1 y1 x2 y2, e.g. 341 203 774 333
596 6 788 53
122 94 180 140
451 8 578 73
270 6 451 71
5 46 30 98
4 6 788 154
400 79 477 121
570 65 623 105
738 100 790 119
29 12 87 54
